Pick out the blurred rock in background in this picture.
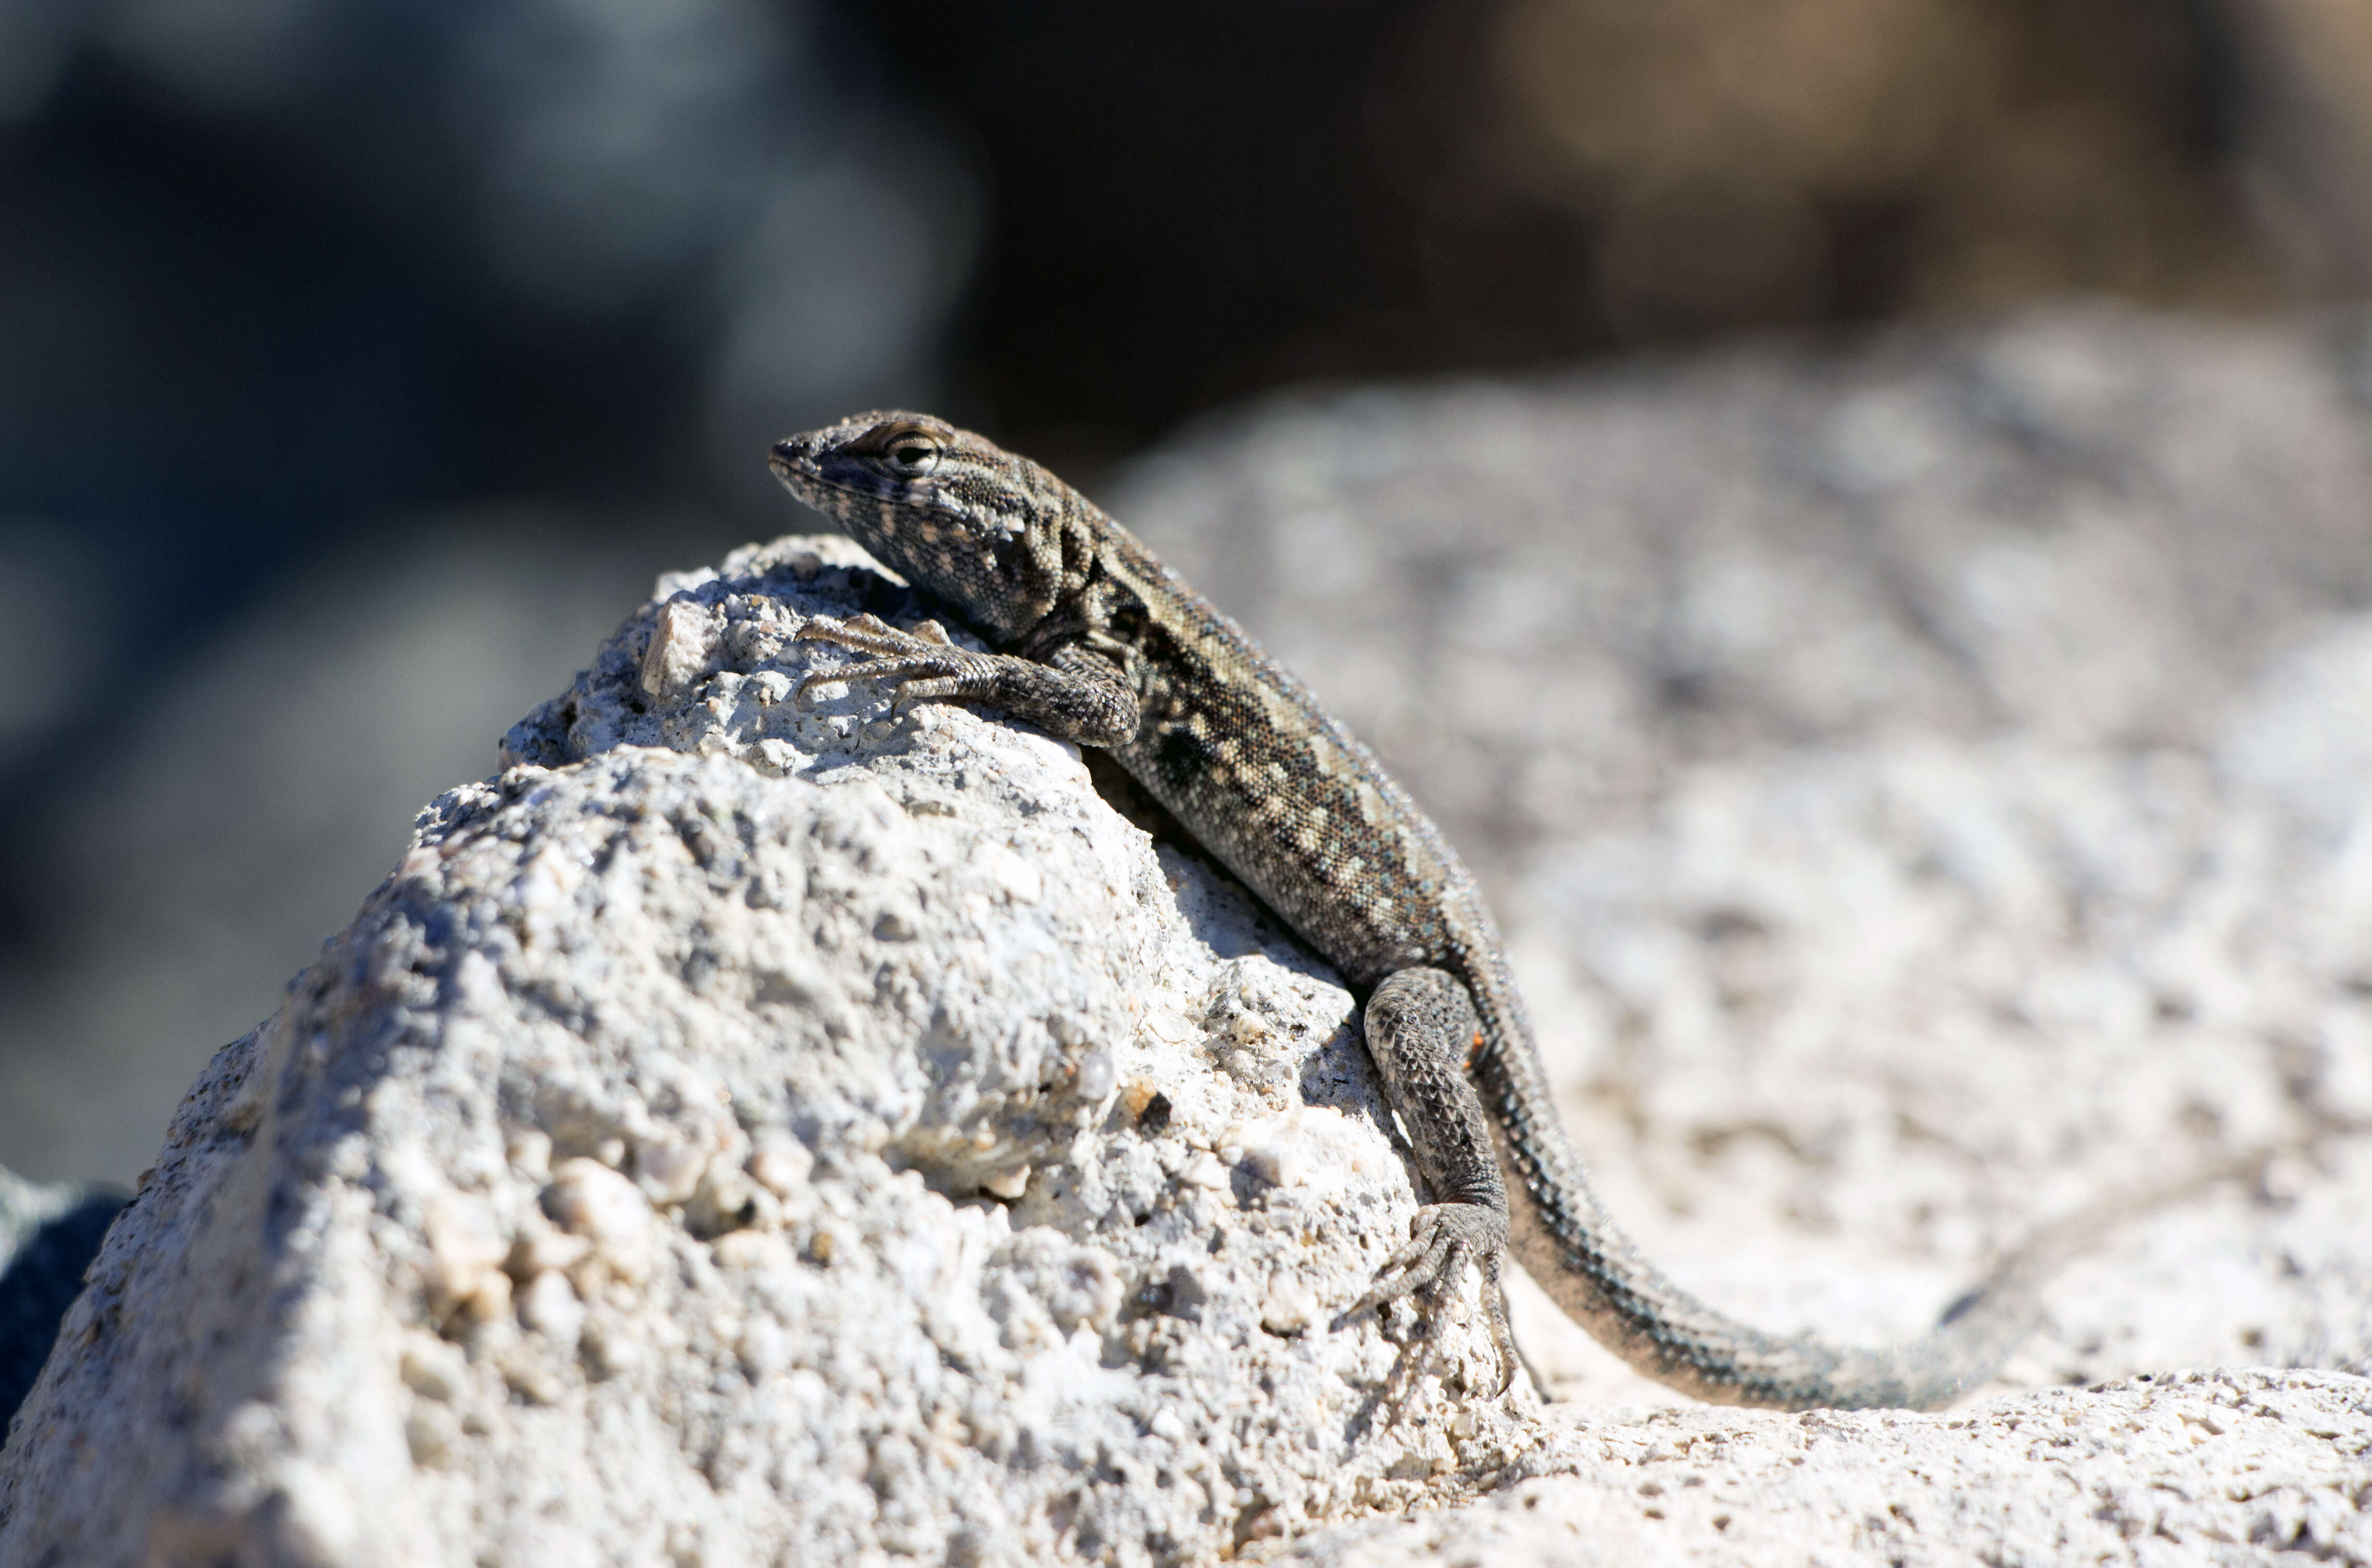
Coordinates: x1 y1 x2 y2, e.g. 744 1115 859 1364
1109 306 2372 896
2213 0 2372 293
0 1166 122 1428
0 527 651 1177
0 0 973 1179
6 0 2372 1183
880 0 2308 457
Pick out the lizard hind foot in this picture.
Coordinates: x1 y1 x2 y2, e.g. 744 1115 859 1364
1357 1202 1519 1398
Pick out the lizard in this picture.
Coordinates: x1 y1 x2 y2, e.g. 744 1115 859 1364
766 410 2065 1411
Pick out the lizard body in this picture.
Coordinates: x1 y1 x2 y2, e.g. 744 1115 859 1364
768 411 2048 1410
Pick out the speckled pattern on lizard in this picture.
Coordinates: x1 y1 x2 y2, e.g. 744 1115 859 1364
767 409 2059 1410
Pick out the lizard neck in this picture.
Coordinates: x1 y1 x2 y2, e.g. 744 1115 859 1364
1009 502 1155 667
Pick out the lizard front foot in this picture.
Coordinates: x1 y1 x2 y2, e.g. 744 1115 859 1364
1356 1200 1518 1396
794 612 992 713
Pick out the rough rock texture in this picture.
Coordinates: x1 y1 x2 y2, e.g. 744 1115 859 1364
1279 1370 2372 1566
0 538 1532 1568
5 306 2372 1565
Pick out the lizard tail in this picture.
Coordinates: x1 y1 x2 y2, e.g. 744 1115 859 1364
1478 1034 2269 1410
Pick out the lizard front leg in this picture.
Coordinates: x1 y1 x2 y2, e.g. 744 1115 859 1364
797 612 1139 748
1354 966 1518 1395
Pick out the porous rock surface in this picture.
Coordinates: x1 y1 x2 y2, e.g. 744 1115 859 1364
1280 1369 2372 1566
0 537 1530 1568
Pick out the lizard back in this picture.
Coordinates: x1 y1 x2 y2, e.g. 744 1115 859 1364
1087 517 1511 997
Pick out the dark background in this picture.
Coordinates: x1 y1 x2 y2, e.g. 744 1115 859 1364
3 0 2369 1182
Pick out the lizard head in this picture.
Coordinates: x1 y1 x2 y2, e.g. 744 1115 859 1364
769 412 1073 639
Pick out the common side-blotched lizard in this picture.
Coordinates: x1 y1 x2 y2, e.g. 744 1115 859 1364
769 411 2054 1409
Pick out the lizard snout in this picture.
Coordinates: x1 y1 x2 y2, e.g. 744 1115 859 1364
767 439 816 484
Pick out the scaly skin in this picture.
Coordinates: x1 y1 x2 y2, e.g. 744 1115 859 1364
768 410 2056 1409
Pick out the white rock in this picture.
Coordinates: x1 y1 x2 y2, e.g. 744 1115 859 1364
639 597 722 699
0 537 1510 1566
544 1158 657 1285
516 1269 585 1347
1280 1371 2372 1566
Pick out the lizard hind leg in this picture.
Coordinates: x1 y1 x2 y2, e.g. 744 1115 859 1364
1355 966 1519 1397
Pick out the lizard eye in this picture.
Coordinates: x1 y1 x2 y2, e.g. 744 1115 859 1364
881 436 941 478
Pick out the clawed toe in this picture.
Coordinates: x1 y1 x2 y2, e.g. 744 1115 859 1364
1478 1262 1517 1396
793 614 980 707
1356 1203 1519 1399
796 612 916 658
1356 1212 1456 1314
